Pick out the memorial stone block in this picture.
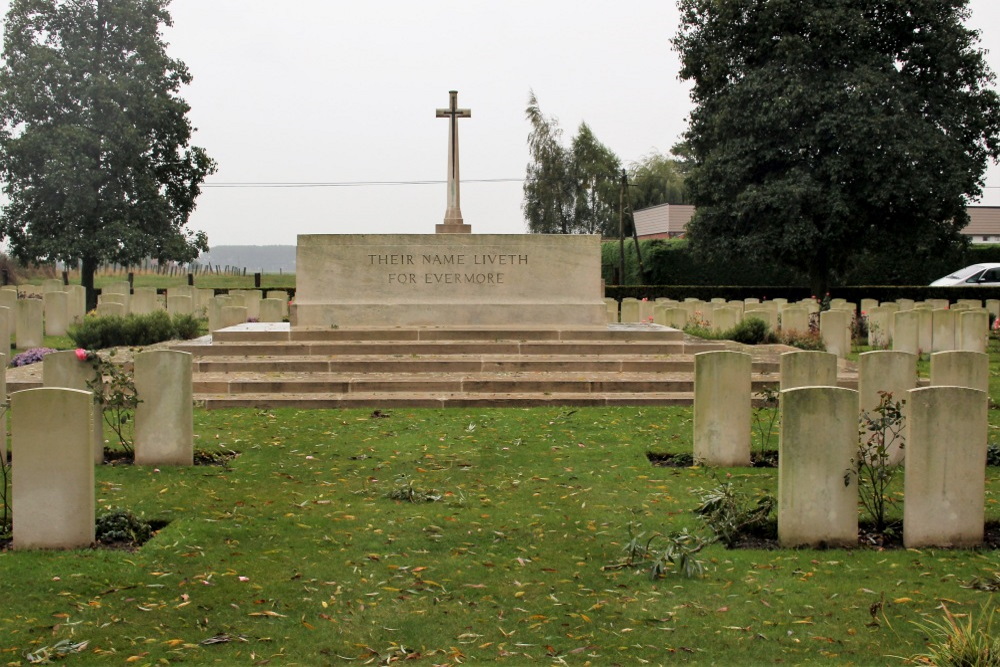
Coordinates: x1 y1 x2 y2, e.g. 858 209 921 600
778 386 859 547
167 295 194 317
0 289 16 312
858 351 917 465
259 298 285 323
12 388 95 549
16 298 43 349
66 285 86 324
130 287 158 315
96 302 126 318
694 351 751 466
620 298 640 323
712 306 740 333
930 350 989 393
296 234 607 327
779 351 837 391
820 309 851 358
931 309 957 352
780 306 809 334
220 306 249 329
866 307 893 348
0 307 10 357
903 386 987 547
43 291 69 337
665 307 687 329
959 310 989 353
135 350 193 466
43 350 104 464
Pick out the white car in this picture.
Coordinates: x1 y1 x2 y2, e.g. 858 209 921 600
930 263 1000 286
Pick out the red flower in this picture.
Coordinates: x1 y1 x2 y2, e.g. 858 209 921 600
74 348 88 361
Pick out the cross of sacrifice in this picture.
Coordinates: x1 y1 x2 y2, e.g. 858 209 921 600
435 90 472 233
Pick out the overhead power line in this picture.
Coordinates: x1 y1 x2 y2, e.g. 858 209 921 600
202 178 525 188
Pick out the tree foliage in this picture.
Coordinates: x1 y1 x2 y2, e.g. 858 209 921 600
627 149 690 211
0 0 216 306
523 91 622 236
674 0 1000 295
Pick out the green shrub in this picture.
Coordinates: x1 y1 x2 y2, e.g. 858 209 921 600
95 508 152 545
69 311 202 349
726 317 776 344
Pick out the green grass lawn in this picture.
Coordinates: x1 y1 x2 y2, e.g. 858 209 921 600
0 404 998 665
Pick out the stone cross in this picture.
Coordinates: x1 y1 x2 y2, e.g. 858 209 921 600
435 90 472 234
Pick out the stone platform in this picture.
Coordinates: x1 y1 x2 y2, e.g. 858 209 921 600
167 323 859 410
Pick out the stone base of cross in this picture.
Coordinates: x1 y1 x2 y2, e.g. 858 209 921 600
435 222 472 234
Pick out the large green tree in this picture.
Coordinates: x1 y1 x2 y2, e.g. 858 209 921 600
0 0 215 307
627 149 690 211
674 0 1000 295
523 92 622 235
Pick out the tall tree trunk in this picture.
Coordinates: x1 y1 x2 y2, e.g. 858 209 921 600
808 260 830 302
81 255 98 311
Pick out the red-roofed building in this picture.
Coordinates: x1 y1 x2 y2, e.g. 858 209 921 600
633 204 1000 243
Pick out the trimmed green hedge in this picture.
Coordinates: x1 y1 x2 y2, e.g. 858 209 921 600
602 239 999 287
605 285 1000 303
68 311 201 349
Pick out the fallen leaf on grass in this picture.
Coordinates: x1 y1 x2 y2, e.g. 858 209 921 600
249 611 287 618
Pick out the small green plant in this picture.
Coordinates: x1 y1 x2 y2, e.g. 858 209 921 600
82 351 140 454
845 391 905 534
648 529 709 579
693 480 775 548
752 386 780 462
778 328 826 351
987 444 1000 467
385 476 441 503
908 603 1000 666
726 317 776 345
605 518 708 579
95 508 153 545
24 639 91 664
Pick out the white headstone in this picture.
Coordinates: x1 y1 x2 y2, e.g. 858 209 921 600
12 388 95 549
694 351 751 466
903 386 988 547
778 386 859 547
134 350 193 466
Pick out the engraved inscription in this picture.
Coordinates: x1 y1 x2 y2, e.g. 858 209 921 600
371 252 528 285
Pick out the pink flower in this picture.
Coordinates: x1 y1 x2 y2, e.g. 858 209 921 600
74 348 88 361
993 317 999 331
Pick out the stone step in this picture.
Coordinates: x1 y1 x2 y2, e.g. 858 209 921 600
174 324 857 409
190 354 782 375
193 371 784 396
209 324 687 343
175 339 718 358
195 391 701 410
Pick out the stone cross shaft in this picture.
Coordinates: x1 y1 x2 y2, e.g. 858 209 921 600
435 90 472 233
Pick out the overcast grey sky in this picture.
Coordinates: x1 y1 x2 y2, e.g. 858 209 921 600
2 1 1000 247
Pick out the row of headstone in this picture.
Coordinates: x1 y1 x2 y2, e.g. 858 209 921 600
609 296 823 329
10 350 194 550
0 286 85 349
693 349 989 548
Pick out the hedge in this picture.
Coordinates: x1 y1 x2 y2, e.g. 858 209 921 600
604 285 1000 303
601 238 999 287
